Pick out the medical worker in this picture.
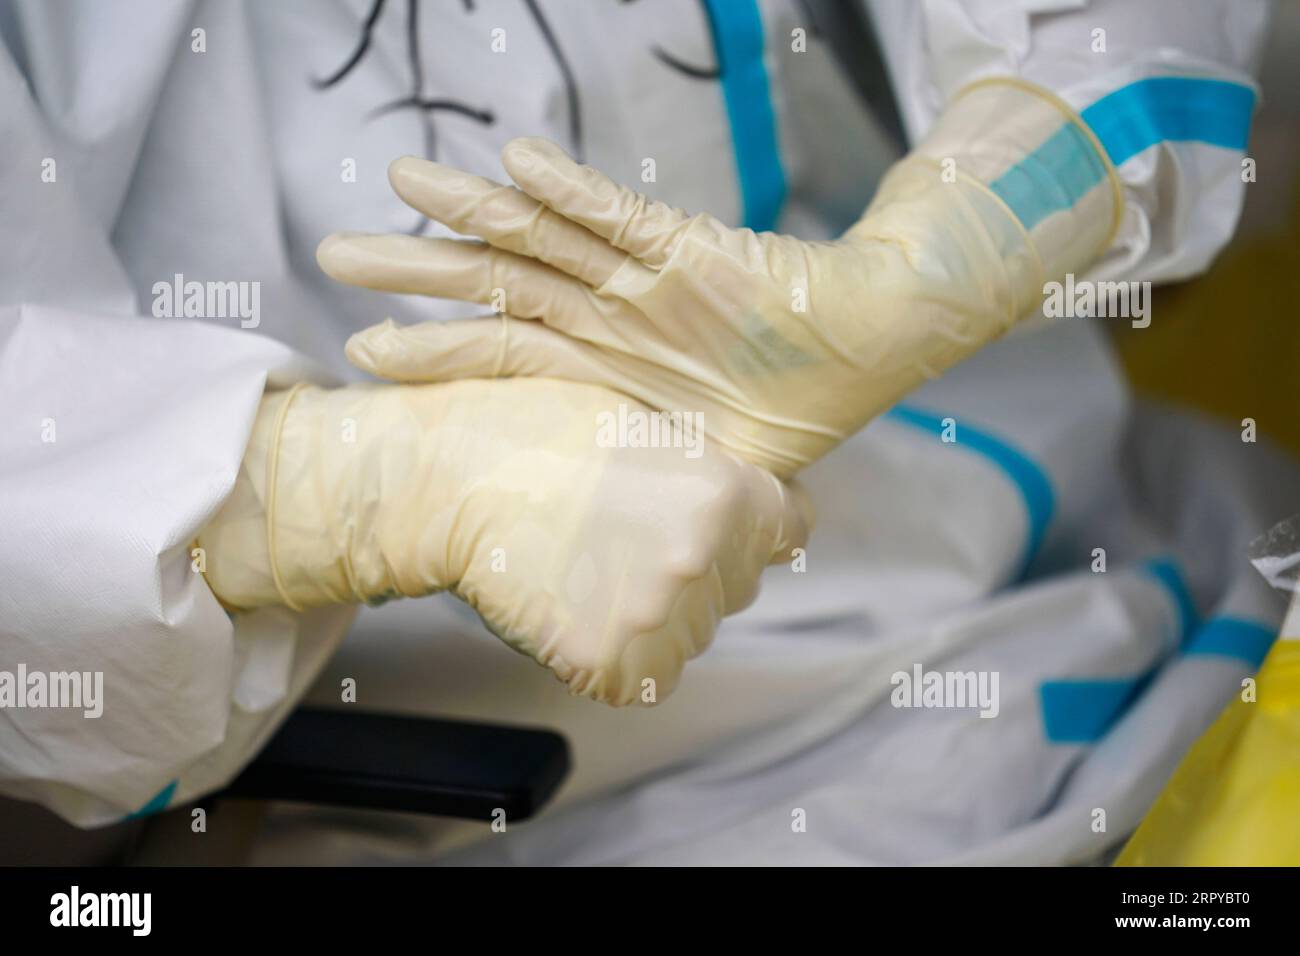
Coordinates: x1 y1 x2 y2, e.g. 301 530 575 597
1 0 1295 866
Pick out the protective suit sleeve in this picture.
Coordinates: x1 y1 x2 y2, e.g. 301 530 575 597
0 302 351 828
865 0 1269 281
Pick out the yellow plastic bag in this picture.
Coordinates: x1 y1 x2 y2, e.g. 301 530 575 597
1117 628 1300 866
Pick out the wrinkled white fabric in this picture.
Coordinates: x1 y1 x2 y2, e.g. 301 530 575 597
0 302 350 824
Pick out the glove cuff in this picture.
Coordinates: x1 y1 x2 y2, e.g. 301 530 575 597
263 383 312 610
908 76 1124 287
264 385 407 609
196 387 300 612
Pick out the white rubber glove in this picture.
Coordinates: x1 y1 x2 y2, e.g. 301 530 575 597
319 79 1121 479
196 379 810 705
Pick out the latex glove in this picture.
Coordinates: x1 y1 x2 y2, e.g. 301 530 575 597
319 79 1121 479
196 379 810 705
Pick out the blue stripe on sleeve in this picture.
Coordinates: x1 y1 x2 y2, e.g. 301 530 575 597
1081 76 1255 167
1186 617 1277 670
1040 672 1155 744
703 0 787 231
1142 557 1200 644
885 404 1054 581
987 76 1254 232
989 121 1109 231
127 779 178 819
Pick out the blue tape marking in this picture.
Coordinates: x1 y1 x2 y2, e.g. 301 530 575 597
1040 671 1156 744
703 0 787 231
1037 559 1194 744
885 404 1054 580
127 779 178 820
1039 559 1193 743
988 76 1255 232
989 122 1109 232
1081 76 1255 167
1186 617 1277 670
1040 582 1274 749
1142 557 1200 644
1040 610 1275 745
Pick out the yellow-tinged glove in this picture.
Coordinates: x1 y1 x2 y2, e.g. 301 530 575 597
196 379 810 705
319 79 1120 479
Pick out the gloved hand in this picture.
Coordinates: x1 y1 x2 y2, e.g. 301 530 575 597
318 78 1121 479
196 378 810 705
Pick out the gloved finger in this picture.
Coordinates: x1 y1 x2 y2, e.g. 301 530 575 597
611 579 720 706
712 469 815 616
345 315 621 385
387 155 625 287
316 233 603 328
502 136 696 269
767 476 814 565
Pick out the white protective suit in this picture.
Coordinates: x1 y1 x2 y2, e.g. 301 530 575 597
0 0 1294 865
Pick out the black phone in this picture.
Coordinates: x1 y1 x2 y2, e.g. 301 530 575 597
223 707 570 821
